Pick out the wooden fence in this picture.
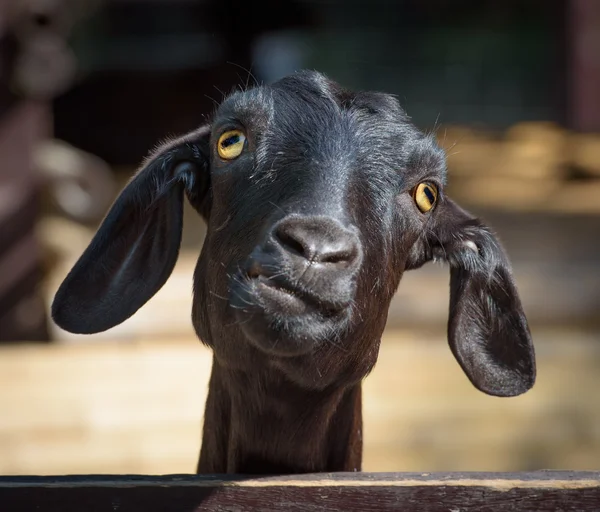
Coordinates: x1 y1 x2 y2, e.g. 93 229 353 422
1 471 599 511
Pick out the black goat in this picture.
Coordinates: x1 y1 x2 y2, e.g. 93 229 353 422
52 70 536 474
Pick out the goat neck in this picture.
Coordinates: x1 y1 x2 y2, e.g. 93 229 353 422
197 357 362 474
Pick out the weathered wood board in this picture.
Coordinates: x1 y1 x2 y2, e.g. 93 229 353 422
0 472 599 511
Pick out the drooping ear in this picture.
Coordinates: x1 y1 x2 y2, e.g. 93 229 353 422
51 126 211 334
422 198 536 397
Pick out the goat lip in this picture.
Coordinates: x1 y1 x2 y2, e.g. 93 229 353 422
250 275 345 317
255 281 312 316
229 273 353 357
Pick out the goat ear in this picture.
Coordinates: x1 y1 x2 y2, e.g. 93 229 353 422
51 126 211 334
425 198 536 397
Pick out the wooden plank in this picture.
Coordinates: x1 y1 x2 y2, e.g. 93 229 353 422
0 472 599 511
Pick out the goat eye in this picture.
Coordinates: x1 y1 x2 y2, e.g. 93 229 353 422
217 129 246 160
414 182 438 213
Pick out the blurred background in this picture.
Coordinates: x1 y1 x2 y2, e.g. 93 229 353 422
1 0 599 475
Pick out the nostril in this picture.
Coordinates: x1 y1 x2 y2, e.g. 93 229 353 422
275 228 310 258
320 249 355 265
273 216 361 268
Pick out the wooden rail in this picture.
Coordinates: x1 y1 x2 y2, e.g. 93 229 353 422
1 471 599 511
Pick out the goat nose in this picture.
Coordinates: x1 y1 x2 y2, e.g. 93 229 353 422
273 216 361 267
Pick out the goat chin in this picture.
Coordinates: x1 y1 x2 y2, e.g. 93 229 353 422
51 70 536 475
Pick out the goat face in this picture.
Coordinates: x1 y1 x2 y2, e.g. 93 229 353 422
52 71 535 396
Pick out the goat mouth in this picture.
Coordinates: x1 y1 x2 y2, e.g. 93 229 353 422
229 268 353 356
248 275 343 318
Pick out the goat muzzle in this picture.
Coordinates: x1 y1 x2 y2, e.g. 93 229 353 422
229 215 362 356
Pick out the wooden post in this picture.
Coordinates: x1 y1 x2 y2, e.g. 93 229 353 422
0 4 51 342
567 0 600 132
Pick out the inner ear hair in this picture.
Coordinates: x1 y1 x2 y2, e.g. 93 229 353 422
429 205 509 280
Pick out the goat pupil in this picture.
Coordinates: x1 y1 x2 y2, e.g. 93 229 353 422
424 187 435 204
222 135 239 148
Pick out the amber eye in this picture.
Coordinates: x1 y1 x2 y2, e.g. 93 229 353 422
414 182 438 213
217 129 246 160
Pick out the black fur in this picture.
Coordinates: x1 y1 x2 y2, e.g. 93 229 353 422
52 70 536 474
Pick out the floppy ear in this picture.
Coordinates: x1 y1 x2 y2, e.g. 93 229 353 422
417 198 536 397
51 126 211 334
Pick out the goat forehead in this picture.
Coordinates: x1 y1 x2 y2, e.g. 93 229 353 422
261 109 423 192
217 76 445 181
261 86 403 148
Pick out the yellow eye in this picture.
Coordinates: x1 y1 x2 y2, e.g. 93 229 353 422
217 129 246 160
414 182 438 213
